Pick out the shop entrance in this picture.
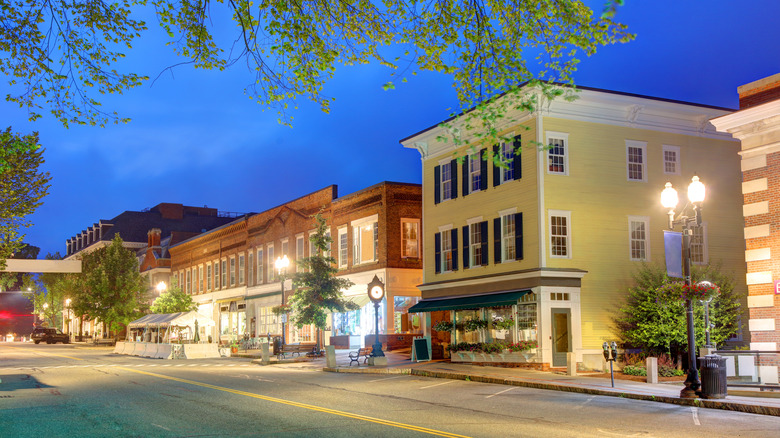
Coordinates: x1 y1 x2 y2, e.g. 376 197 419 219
551 308 571 367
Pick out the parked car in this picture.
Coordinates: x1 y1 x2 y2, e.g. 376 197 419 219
30 327 70 344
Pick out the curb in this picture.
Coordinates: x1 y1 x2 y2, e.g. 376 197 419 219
323 366 780 417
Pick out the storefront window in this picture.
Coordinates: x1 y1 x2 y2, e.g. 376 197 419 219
394 296 421 334
220 309 229 335
257 306 280 336
454 309 482 343
517 301 538 343
489 307 516 344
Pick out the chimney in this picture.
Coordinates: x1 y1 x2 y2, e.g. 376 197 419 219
148 228 162 248
738 73 780 110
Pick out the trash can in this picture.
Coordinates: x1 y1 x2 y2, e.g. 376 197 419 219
698 354 727 399
272 336 282 356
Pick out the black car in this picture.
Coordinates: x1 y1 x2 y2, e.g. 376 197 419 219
31 327 70 344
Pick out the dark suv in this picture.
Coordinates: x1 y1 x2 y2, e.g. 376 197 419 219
31 327 70 344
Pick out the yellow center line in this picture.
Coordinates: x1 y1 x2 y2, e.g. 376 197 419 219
118 367 470 438
0 345 83 361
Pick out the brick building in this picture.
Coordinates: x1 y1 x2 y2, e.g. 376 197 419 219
168 182 423 348
64 203 238 337
712 73 780 384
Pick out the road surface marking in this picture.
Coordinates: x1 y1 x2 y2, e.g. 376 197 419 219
369 375 409 383
1 346 84 361
420 380 456 389
573 395 596 409
118 367 471 438
691 407 700 425
485 387 515 398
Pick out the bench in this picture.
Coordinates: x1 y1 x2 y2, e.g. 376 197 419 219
93 338 116 346
277 344 310 359
348 347 373 366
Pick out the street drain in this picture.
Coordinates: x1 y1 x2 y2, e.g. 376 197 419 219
0 396 13 398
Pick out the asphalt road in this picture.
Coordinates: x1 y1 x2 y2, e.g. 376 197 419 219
1 343 778 437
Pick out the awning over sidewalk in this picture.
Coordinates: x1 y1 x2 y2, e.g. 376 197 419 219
127 311 215 329
408 290 531 313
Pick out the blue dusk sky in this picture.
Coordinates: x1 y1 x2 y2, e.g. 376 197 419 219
3 1 780 258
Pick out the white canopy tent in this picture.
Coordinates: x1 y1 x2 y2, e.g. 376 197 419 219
127 311 215 343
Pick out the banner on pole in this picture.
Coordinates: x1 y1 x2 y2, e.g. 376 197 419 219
664 230 683 278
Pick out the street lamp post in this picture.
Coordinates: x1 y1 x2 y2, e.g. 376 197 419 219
275 255 290 346
661 175 705 398
64 298 72 337
697 280 717 349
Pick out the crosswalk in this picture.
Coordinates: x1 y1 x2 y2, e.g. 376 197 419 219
6 363 254 370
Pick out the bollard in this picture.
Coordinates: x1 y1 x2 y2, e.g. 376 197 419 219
646 357 658 384
567 352 577 376
325 345 336 368
261 342 270 365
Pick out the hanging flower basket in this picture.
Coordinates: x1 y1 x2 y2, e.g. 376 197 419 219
462 318 489 332
432 320 455 332
657 281 720 303
271 304 291 315
492 316 514 331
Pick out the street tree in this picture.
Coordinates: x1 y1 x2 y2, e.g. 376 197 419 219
289 213 358 351
150 280 197 314
615 263 742 365
1 1 631 130
74 234 149 337
0 129 51 270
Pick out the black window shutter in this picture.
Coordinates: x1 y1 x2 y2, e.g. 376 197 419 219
480 149 488 191
450 159 459 199
462 226 470 268
462 155 470 197
492 144 500 187
480 221 488 265
513 135 522 180
434 165 441 204
451 229 459 271
434 232 441 273
494 217 502 263
515 213 524 260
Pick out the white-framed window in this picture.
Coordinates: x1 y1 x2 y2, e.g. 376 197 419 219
691 223 708 265
238 253 245 285
308 231 317 258
214 260 220 289
352 215 378 265
662 145 680 175
549 210 572 258
296 234 305 271
469 152 482 193
248 252 253 285
546 131 569 175
206 263 212 291
230 256 237 286
470 223 483 268
441 228 454 272
281 238 289 259
198 265 203 293
628 216 650 261
267 244 275 282
401 218 420 258
338 227 348 268
499 141 515 183
185 269 191 294
221 258 227 288
257 247 264 284
626 140 647 182
441 160 453 201
500 210 517 262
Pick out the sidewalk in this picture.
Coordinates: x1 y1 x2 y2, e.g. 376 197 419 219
275 348 780 417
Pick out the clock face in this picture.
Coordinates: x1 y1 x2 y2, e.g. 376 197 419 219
369 285 384 301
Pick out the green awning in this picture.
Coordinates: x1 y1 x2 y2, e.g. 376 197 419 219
408 290 530 313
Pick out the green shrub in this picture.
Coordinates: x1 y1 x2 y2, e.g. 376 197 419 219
659 366 684 377
622 365 647 376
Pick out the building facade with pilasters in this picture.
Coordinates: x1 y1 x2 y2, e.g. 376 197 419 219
712 73 780 385
402 85 747 369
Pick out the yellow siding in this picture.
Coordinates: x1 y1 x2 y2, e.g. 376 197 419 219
422 121 540 283
541 117 747 349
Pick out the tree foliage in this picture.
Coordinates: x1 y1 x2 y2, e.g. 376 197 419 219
26 252 76 329
71 234 149 334
1 1 632 128
0 128 51 270
150 279 197 314
615 263 742 359
289 213 358 346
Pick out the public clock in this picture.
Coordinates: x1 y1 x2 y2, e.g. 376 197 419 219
367 274 385 302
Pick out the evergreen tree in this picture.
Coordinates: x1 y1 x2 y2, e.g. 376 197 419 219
616 263 742 362
289 213 358 351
